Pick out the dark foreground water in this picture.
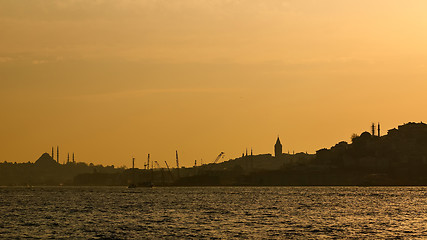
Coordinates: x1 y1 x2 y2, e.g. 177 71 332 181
0 186 426 239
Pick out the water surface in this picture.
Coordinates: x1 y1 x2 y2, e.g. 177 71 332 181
0 186 426 239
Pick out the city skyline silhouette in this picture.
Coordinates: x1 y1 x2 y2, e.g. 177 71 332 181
2 2 427 239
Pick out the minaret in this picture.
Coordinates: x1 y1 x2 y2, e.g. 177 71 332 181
52 147 54 161
251 148 253 156
67 153 70 163
132 157 135 169
72 153 75 163
57 146 59 164
378 122 381 137
274 136 282 158
371 122 376 136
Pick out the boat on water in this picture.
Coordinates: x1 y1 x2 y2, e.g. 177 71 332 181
128 181 154 188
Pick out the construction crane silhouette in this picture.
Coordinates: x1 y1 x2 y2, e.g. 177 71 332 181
176 150 180 178
164 161 175 181
213 152 225 164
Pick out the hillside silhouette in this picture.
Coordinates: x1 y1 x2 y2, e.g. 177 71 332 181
313 122 427 185
1 122 427 186
0 154 120 186
174 122 427 186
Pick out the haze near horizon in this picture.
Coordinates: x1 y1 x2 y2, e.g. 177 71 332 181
1 0 427 167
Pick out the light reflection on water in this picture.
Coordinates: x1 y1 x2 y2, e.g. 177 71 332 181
0 186 426 239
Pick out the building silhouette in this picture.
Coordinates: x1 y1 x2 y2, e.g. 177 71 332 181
275 136 282 158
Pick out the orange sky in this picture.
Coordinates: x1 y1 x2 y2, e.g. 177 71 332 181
1 1 427 167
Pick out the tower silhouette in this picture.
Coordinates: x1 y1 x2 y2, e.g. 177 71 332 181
275 136 282 158
378 122 381 137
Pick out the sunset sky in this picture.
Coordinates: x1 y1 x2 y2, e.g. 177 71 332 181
2 0 427 167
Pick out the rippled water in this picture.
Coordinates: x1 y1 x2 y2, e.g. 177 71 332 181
0 186 426 239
